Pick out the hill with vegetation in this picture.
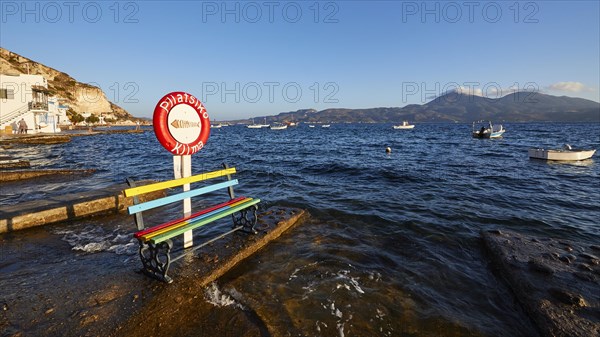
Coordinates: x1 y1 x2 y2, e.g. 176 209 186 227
250 92 599 124
1 47 135 122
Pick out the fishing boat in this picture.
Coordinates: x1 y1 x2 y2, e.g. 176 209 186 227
529 144 596 161
270 123 288 130
247 118 269 129
472 120 505 138
393 121 415 129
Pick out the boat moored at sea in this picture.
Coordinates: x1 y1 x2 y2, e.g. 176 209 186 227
393 121 415 129
529 144 596 161
270 123 288 130
472 120 505 138
246 118 269 129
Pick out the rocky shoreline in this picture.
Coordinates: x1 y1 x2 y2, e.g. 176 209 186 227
481 230 600 337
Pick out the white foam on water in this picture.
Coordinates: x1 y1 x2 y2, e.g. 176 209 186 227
336 322 345 337
53 225 137 256
333 269 365 295
108 241 137 255
368 271 382 282
348 277 365 294
315 320 328 332
288 267 301 281
204 283 245 309
73 241 110 252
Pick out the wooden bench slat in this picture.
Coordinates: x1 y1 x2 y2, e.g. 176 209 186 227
134 197 247 239
149 198 261 244
123 167 237 197
140 197 255 242
128 179 239 215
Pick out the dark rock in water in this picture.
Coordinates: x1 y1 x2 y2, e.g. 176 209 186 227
488 229 504 235
528 258 555 275
548 288 588 307
541 252 559 261
481 230 600 337
577 263 593 272
573 271 597 283
579 253 599 264
559 253 577 264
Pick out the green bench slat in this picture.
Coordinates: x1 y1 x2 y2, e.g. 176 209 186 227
150 198 261 244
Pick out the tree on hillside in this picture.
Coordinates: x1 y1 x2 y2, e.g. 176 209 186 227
85 115 100 124
67 108 84 124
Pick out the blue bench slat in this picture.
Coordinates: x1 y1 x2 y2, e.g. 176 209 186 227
128 179 239 214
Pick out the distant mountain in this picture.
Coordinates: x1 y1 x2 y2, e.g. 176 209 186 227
249 91 599 124
0 47 134 120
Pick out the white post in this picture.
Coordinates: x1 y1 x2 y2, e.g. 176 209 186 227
174 155 193 248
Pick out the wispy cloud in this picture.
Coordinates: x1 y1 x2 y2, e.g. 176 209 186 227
547 81 592 93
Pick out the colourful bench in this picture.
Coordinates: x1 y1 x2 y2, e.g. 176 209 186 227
123 164 260 283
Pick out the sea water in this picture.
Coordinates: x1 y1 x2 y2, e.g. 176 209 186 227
1 122 599 336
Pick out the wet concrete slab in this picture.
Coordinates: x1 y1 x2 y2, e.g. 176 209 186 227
0 134 72 145
0 181 163 234
113 206 307 337
0 159 30 170
0 206 306 337
0 168 95 182
481 230 600 337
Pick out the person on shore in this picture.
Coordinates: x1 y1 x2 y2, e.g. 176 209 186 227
18 118 28 134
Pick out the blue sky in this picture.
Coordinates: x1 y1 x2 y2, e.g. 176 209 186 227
2 1 599 120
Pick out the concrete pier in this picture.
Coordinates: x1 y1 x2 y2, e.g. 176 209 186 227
0 182 163 234
0 168 96 182
0 134 72 145
482 230 599 337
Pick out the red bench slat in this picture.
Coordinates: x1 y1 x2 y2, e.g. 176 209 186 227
133 196 246 239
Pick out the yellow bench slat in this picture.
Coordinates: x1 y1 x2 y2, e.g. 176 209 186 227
124 167 236 197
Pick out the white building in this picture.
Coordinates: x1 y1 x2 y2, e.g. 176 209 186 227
0 73 67 134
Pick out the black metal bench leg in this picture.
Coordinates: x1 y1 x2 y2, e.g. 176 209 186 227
231 205 259 234
138 240 174 283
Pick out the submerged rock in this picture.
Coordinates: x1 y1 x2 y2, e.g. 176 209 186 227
482 230 599 337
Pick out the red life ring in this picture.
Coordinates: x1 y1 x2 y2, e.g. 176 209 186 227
153 92 210 156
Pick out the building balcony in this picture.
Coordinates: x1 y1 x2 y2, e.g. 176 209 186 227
29 102 48 111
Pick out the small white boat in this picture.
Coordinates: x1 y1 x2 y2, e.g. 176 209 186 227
393 121 414 129
309 125 315 128
472 120 505 138
321 124 331 128
270 123 288 130
529 145 596 161
246 118 270 129
210 124 222 129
